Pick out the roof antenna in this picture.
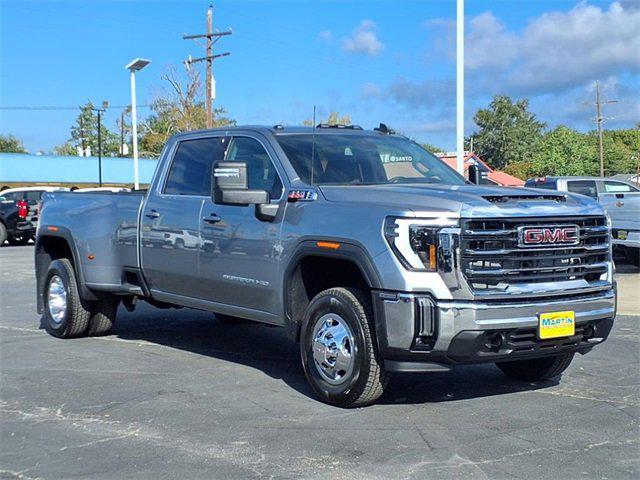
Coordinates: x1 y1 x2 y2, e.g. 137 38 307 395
310 105 317 186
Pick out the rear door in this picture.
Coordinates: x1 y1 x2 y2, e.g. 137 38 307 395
140 136 228 297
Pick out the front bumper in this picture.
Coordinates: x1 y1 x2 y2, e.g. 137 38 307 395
373 288 616 372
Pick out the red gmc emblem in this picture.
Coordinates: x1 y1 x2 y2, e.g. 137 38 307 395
518 225 580 247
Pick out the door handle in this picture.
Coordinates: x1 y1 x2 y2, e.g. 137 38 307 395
145 210 160 219
203 213 222 224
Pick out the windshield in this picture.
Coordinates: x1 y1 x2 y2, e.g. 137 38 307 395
276 134 465 186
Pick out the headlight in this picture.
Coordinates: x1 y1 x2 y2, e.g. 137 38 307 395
384 217 458 271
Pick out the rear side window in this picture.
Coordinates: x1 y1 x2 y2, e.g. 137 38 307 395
1 192 17 202
525 179 556 190
164 137 228 196
603 181 638 193
24 191 44 204
567 180 597 198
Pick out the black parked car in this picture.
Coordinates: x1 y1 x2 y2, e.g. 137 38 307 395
0 194 36 245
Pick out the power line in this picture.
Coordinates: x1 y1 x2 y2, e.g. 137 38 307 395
0 105 152 111
183 4 232 128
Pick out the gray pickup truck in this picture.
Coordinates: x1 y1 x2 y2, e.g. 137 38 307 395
36 125 616 407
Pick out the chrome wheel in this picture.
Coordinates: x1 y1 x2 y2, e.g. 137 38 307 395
47 275 67 324
311 313 356 385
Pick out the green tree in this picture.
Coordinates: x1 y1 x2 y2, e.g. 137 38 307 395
421 142 444 153
599 128 640 175
506 126 598 178
303 111 352 126
140 67 236 157
0 134 27 153
54 102 119 156
470 95 546 169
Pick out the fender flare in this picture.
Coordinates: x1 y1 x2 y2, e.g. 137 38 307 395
35 227 98 313
282 239 383 341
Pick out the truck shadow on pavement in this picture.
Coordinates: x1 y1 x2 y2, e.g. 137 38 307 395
103 304 557 406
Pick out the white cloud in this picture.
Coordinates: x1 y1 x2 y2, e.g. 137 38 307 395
466 1 640 94
317 30 333 42
342 20 384 56
361 83 381 99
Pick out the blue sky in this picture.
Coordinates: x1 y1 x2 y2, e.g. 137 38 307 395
1 0 638 154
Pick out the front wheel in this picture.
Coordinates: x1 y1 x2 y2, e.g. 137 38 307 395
300 287 388 408
496 352 575 382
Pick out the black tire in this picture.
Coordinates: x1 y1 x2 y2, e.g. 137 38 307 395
496 352 575 382
8 233 30 246
0 223 7 245
43 258 92 338
87 297 119 336
300 287 388 408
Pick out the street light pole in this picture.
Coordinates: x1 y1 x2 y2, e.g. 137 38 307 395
130 69 139 189
125 58 151 190
97 109 102 186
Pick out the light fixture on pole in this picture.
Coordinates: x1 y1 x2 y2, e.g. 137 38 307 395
125 58 151 190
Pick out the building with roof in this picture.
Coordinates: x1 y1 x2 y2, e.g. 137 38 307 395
436 152 525 187
0 153 159 189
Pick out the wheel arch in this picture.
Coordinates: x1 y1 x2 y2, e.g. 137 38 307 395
35 230 97 313
283 240 382 342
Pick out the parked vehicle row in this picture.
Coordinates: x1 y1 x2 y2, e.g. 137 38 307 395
0 186 133 246
525 176 640 267
35 125 616 407
0 186 70 245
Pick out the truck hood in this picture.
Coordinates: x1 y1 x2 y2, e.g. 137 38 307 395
319 184 605 218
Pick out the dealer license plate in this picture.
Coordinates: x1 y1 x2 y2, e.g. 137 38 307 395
538 311 575 340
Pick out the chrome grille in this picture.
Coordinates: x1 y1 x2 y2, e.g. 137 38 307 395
460 216 609 291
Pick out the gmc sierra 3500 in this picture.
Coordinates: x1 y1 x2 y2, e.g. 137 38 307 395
35 125 616 407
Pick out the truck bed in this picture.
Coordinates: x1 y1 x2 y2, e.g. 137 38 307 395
39 191 145 292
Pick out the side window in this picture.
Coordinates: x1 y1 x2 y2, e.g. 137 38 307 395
603 181 637 193
226 137 283 199
25 191 44 204
1 192 17 202
567 180 597 198
164 137 228 196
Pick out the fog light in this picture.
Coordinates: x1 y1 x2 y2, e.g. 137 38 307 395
485 332 504 352
583 324 595 340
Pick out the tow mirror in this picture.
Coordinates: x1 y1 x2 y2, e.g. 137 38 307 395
212 161 270 205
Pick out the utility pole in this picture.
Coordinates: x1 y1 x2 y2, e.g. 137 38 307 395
120 110 125 157
91 101 109 187
590 81 618 177
183 4 232 128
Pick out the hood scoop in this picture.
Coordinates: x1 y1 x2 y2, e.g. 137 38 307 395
482 194 567 203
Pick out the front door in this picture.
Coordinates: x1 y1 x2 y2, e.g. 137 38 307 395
198 136 286 315
140 136 227 297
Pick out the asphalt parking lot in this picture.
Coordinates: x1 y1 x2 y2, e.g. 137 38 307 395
1 245 638 480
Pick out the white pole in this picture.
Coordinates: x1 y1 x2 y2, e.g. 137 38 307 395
456 0 465 175
130 69 140 190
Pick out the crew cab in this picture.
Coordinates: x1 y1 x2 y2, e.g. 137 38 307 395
35 126 616 407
